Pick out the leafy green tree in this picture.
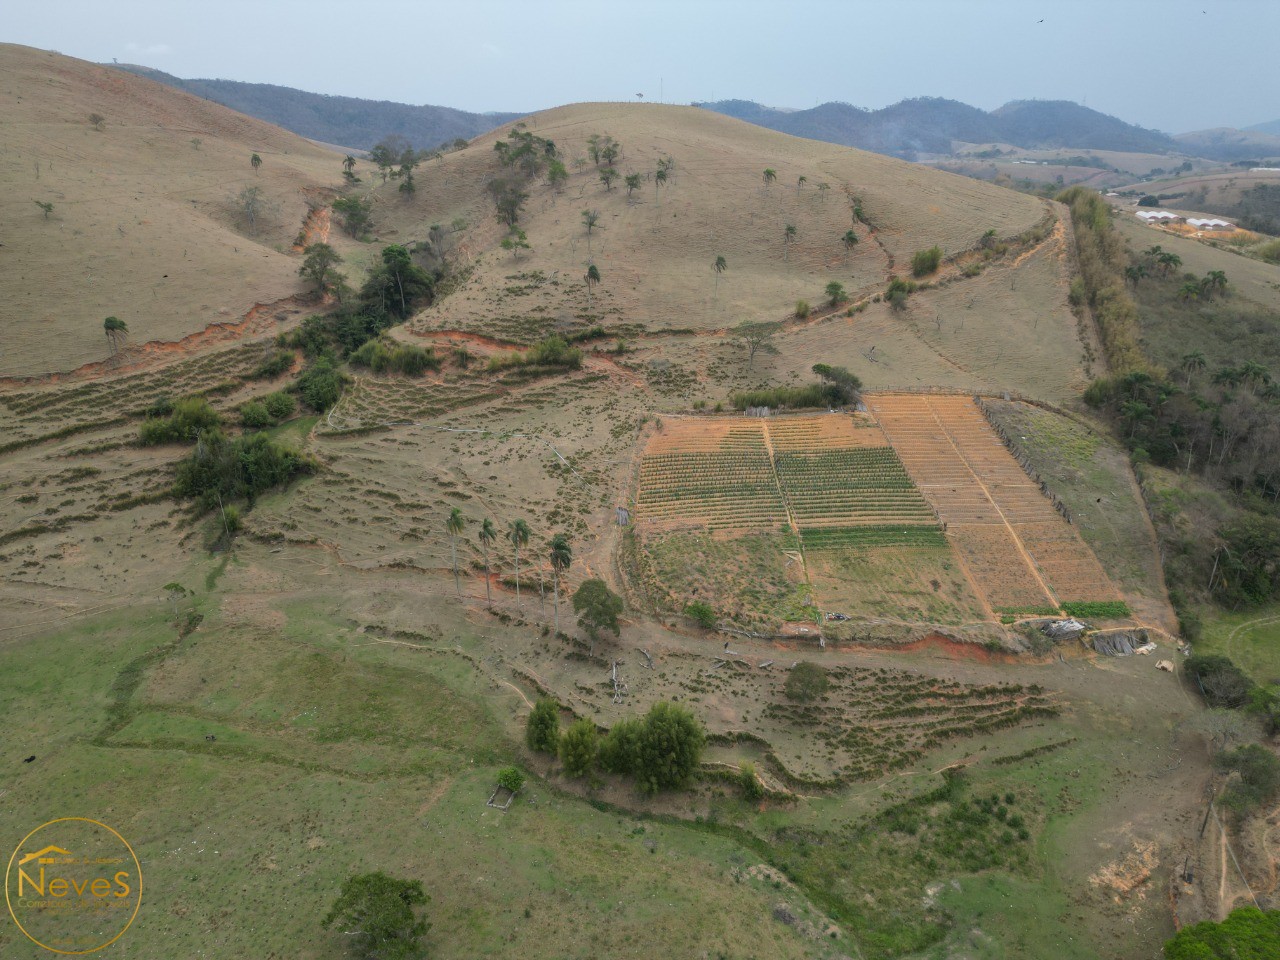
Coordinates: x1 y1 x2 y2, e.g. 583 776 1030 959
584 263 601 308
825 281 847 307
88 112 105 131
730 320 781 370
559 718 599 777
296 357 344 411
572 579 623 651
526 698 560 753
739 761 764 800
911 245 943 277
446 507 466 596
497 767 525 793
633 702 705 793
549 533 572 631
500 229 530 261
713 255 727 299
1216 744 1280 816
299 243 342 294
546 158 568 191
762 168 777 187
34 200 53 219
509 519 531 609
479 519 497 609
1178 280 1201 302
684 600 716 629
599 167 618 191
361 245 435 320
598 717 642 774
321 871 429 960
250 152 262 172
784 662 829 701
1163 906 1280 960
783 223 796 260
333 195 372 237
624 173 641 200
599 139 619 167
812 363 862 404
488 178 529 227
103 316 128 355
1180 351 1207 386
842 229 859 261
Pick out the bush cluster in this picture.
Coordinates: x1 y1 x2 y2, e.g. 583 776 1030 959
349 339 441 376
240 392 296 428
730 383 842 411
174 429 314 511
488 335 583 372
911 246 943 277
139 397 220 445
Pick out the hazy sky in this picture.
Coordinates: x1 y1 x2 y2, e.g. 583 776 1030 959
8 1 1279 132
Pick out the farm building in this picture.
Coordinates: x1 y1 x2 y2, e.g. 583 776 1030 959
1135 210 1180 223
1186 217 1236 230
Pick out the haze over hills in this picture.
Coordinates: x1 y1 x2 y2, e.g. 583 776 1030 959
110 63 521 151
1175 125 1280 162
1245 118 1280 136
696 97 1180 159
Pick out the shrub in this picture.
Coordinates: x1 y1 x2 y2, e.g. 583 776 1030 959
1163 906 1280 960
598 717 642 775
487 335 582 372
350 339 440 376
139 397 220 445
526 698 560 753
1186 654 1254 708
1257 239 1280 264
240 401 273 429
296 358 344 411
739 761 764 801
1215 745 1280 816
174 429 314 511
1137 194 1159 207
794 300 810 319
249 349 295 380
263 391 296 420
730 384 841 411
784 662 829 702
911 246 943 277
825 282 846 306
684 600 716 630
496 767 525 793
559 718 599 777
633 702 705 793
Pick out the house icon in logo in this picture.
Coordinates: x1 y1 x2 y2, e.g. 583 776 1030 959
17 845 73 866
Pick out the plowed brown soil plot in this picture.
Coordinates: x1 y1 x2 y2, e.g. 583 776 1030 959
868 394 1119 614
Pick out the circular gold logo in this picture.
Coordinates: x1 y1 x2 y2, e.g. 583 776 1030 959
6 818 142 954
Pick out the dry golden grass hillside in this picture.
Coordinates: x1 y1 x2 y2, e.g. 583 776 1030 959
0 44 347 377
356 103 1048 337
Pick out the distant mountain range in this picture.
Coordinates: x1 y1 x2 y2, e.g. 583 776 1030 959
109 64 520 151
695 97 1180 159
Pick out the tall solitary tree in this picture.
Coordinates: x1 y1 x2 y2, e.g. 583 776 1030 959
103 316 128 355
599 168 618 192
796 174 807 196
585 263 601 308
1180 350 1207 386
479 519 496 609
250 152 262 173
783 224 796 261
299 243 342 294
446 508 466 596
549 534 572 631
762 168 777 187
624 173 641 201
582 209 600 252
842 229 859 262
730 320 781 370
572 579 623 654
713 255 727 299
508 519 531 609
321 872 429 960
342 154 356 174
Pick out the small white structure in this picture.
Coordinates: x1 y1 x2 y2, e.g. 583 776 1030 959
1136 210 1181 223
1186 217 1236 231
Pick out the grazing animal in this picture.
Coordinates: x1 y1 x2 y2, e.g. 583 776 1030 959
23 755 36 763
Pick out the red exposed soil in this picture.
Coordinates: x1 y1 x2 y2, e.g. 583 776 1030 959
864 632 1020 664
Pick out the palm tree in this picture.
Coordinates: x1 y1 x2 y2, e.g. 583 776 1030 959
1180 351 1207 386
342 155 356 174
713 255 727 299
842 229 858 263
1202 270 1228 299
446 508 466 596
783 224 796 261
549 534 572 631
582 209 599 253
1124 264 1146 286
762 168 777 188
103 316 128 355
817 182 830 203
585 263 601 308
508 519 530 609
1156 251 1182 277
1240 361 1271 395
1177 280 1201 302
478 519 496 609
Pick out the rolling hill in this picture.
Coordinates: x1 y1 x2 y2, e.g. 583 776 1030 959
0 43 347 378
697 97 1179 159
109 64 521 152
